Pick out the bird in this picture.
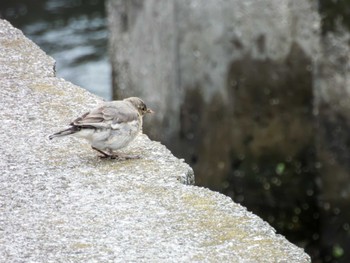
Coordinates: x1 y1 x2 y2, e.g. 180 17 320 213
49 97 153 159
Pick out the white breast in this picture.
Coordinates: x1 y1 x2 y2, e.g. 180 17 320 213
87 118 141 151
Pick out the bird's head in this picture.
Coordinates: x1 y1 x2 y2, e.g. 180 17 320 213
124 97 154 116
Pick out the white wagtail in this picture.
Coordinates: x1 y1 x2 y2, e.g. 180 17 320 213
49 97 153 159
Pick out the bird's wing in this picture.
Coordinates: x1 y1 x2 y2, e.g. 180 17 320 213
71 102 138 129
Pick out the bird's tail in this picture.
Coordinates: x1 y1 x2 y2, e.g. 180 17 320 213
49 126 80 140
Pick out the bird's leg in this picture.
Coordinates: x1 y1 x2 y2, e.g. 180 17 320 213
91 146 111 158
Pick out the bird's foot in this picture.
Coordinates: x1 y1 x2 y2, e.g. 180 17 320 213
92 147 141 160
109 153 141 160
98 154 112 159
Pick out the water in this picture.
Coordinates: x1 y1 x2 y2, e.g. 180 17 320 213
0 0 111 99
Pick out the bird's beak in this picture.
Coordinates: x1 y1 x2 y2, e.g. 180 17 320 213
146 109 154 114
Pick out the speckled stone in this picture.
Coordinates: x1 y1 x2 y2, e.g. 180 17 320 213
0 19 310 262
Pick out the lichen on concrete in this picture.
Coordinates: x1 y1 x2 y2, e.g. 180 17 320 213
0 19 310 262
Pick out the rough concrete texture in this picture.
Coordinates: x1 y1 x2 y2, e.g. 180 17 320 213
0 19 310 262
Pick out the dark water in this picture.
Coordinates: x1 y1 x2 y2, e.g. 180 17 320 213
1 1 350 262
0 0 111 99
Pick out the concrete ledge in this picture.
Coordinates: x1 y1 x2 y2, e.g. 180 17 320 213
0 19 310 262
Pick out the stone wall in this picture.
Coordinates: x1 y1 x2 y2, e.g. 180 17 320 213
314 28 350 261
107 0 319 186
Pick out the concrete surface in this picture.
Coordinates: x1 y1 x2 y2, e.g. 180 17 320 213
0 19 310 262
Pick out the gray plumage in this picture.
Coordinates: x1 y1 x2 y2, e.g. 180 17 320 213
49 97 153 158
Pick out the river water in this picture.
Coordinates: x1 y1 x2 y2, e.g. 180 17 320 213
0 0 111 99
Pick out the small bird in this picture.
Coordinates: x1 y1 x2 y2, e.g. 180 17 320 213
49 97 153 159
